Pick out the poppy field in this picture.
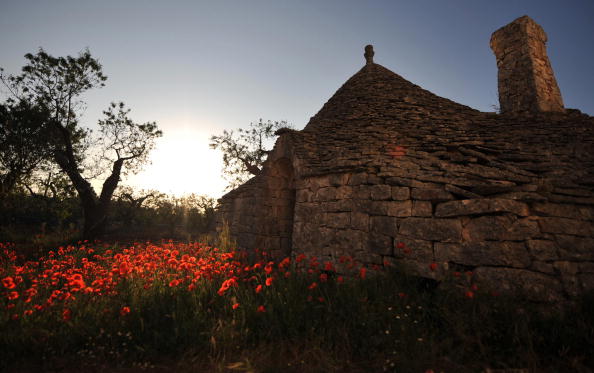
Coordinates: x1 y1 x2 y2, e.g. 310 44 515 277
1 241 593 372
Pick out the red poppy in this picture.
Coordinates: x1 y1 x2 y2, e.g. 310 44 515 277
319 273 328 282
398 292 407 298
255 284 263 294
465 291 474 299
359 267 367 280
323 262 334 272
120 306 131 316
337 276 344 284
62 308 72 321
396 242 406 249
2 277 15 289
8 291 19 300
257 305 266 313
265 277 273 286
308 282 318 290
429 262 438 271
232 303 240 310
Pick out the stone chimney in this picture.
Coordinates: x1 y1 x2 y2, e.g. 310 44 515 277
490 15 564 114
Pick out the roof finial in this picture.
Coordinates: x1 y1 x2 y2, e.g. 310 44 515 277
364 44 374 64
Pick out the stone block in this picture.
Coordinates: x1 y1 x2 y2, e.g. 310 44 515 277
353 186 371 199
387 200 412 217
336 186 353 199
391 186 411 200
351 212 369 231
526 240 558 261
473 267 564 302
329 173 350 186
412 200 432 217
435 241 531 268
295 189 313 203
323 212 350 229
359 200 411 217
399 217 462 242
578 274 594 292
335 229 367 251
553 261 580 297
325 200 353 212
532 202 585 219
368 233 392 255
579 262 594 273
316 187 337 201
531 261 555 274
393 237 433 261
370 184 391 200
464 216 540 241
411 188 454 201
370 216 398 237
539 218 594 237
435 198 529 217
348 172 368 186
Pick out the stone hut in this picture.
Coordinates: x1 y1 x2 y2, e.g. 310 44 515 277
214 16 594 302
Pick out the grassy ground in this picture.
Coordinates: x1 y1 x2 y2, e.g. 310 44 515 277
1 241 593 373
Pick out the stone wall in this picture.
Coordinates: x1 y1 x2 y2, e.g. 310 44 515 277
215 137 296 258
291 167 594 302
490 15 564 114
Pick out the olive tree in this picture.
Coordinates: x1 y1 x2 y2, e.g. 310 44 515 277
1 48 162 238
209 119 291 189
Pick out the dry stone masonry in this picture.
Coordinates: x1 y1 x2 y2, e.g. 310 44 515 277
490 15 564 114
214 16 594 303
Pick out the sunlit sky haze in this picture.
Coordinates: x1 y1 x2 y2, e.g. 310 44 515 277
1 1 593 198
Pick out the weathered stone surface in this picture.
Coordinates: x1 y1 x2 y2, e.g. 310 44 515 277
490 16 564 114
335 186 353 199
578 274 594 292
531 261 555 274
435 241 531 268
359 200 412 217
399 218 462 242
368 233 392 255
316 187 337 201
538 217 594 236
526 240 558 261
555 234 594 260
370 184 391 200
335 229 367 251
215 21 594 303
350 212 369 231
393 237 433 261
532 202 594 220
412 200 432 217
323 212 350 228
474 267 564 302
347 172 368 186
391 186 410 201
463 216 540 241
411 188 454 201
370 216 398 237
435 199 529 217
553 261 580 297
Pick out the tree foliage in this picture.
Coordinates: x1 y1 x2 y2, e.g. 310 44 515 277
0 101 53 196
1 48 161 239
210 119 291 189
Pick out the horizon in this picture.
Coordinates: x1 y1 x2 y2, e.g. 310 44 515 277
2 1 593 199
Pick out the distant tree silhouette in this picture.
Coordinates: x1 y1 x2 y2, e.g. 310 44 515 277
210 119 292 189
1 48 162 239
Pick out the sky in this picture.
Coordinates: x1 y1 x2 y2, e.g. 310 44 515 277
1 0 593 199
